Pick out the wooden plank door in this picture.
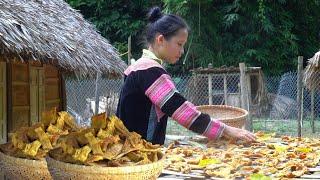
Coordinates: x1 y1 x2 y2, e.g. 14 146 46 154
0 62 7 143
30 67 38 124
30 66 45 125
9 62 30 132
44 65 61 112
38 68 45 122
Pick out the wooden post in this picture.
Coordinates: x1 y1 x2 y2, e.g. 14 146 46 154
223 74 228 105
311 88 315 133
0 62 6 180
239 63 251 130
60 74 67 111
208 63 213 105
297 56 303 137
0 62 7 143
29 65 45 125
128 36 132 65
246 73 252 130
94 73 100 115
246 74 252 105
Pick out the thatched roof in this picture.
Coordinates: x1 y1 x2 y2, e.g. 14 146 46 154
304 51 320 90
0 0 127 76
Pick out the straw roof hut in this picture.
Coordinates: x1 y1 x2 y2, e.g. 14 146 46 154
304 51 320 90
0 0 126 76
0 0 127 143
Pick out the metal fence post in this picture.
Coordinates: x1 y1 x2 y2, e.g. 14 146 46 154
297 56 303 137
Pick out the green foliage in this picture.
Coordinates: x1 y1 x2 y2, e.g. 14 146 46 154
164 0 320 75
66 0 160 60
66 0 320 75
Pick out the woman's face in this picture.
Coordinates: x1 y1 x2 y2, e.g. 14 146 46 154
157 28 188 64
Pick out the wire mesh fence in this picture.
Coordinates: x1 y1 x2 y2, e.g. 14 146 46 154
65 68 320 137
65 76 123 126
252 72 320 136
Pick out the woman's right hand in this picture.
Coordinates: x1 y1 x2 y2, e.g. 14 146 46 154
222 125 256 142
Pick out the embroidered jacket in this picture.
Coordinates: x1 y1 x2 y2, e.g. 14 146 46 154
116 50 226 145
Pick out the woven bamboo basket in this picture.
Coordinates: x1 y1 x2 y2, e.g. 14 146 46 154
46 153 165 180
196 105 248 128
0 151 52 180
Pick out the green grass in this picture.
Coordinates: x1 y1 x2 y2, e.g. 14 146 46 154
166 119 197 137
253 118 320 138
166 118 320 138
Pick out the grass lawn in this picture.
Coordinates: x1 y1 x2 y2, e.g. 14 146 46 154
166 118 320 138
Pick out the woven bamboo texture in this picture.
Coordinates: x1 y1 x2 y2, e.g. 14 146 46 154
0 151 52 180
196 105 248 128
46 154 165 180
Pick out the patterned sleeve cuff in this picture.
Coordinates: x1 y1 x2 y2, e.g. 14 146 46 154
203 120 226 140
217 122 226 139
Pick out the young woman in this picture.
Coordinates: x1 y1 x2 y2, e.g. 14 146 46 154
116 7 256 145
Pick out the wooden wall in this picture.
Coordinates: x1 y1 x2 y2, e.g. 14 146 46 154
0 60 7 143
45 65 63 111
8 61 30 133
7 60 64 133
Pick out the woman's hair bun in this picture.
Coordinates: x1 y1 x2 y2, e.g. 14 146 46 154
147 7 163 23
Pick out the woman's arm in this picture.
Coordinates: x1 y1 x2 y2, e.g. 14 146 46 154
139 67 256 141
140 68 224 140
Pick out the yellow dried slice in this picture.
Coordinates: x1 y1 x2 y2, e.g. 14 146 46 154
250 173 271 180
104 143 123 160
11 132 27 150
111 115 130 136
35 127 53 150
97 129 110 139
86 154 104 164
85 132 103 155
47 124 64 134
198 158 221 168
91 113 107 130
26 124 44 141
59 111 78 130
72 145 91 162
23 140 42 157
41 107 57 126
55 115 65 129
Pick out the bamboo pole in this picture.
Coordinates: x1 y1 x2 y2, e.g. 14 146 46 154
128 36 132 65
297 56 303 137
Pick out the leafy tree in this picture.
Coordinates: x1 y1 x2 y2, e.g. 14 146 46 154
67 0 320 75
66 0 161 61
163 0 320 75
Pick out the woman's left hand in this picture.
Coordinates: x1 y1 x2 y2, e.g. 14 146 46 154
222 125 256 142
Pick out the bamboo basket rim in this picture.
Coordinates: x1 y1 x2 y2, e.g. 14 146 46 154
196 105 248 123
0 150 47 166
0 150 51 180
46 152 165 174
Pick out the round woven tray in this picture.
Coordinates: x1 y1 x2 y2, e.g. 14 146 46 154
0 151 52 180
196 105 248 128
46 154 165 180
